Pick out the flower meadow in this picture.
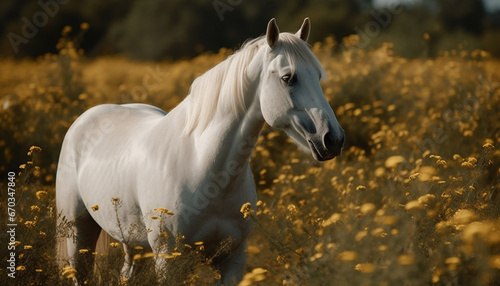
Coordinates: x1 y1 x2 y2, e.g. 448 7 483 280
1 30 500 285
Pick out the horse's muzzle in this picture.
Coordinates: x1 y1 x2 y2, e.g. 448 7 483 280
308 129 345 161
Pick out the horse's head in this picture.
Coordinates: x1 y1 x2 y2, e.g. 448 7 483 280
251 18 345 161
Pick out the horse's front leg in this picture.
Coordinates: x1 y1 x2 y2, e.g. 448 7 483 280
120 244 136 283
219 240 247 286
147 230 172 283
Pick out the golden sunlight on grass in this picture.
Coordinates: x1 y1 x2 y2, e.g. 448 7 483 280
0 34 499 285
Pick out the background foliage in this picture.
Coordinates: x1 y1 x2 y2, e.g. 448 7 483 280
0 26 499 284
1 0 500 285
1 0 500 59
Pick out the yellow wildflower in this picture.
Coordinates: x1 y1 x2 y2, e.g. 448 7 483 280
322 213 341 227
356 185 367 191
154 208 169 213
158 253 175 259
29 145 42 153
250 268 269 281
338 251 358 261
35 191 48 201
445 257 461 270
142 252 155 258
483 142 495 150
62 265 77 278
24 221 36 228
489 255 500 269
360 203 376 215
355 263 376 273
240 202 254 218
397 254 415 265
80 22 89 31
385 155 405 168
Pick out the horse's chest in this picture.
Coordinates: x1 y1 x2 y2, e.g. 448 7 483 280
142 162 257 252
174 189 253 249
181 211 254 256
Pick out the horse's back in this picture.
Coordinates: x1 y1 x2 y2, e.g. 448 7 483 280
120 103 167 116
57 104 165 192
67 102 164 141
60 103 169 175
74 103 167 128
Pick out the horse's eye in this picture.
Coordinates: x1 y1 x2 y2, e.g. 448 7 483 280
281 74 297 86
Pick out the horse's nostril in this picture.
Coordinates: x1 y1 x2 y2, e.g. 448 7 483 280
323 132 336 149
323 131 344 157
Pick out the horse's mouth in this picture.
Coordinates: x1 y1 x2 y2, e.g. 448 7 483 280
308 139 332 161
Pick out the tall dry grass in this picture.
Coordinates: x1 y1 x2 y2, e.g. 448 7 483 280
0 31 499 285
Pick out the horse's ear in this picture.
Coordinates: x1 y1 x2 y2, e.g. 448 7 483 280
266 18 279 49
296 17 311 42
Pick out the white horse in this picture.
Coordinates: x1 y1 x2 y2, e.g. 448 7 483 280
56 18 344 285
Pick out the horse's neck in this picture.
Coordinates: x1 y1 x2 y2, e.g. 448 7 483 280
196 91 263 175
158 50 264 183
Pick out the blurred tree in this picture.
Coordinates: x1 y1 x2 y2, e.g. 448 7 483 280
0 0 133 58
0 0 498 59
0 0 368 60
367 4 439 58
274 0 366 43
438 0 486 35
0 0 26 33
104 0 255 60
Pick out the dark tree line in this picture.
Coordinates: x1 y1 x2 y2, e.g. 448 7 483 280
0 0 498 59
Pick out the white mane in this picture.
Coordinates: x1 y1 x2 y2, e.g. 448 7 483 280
183 33 326 135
